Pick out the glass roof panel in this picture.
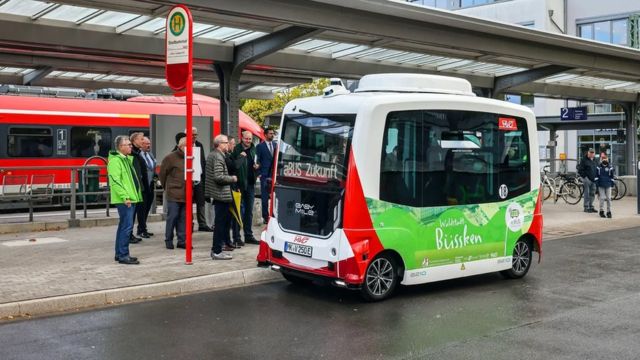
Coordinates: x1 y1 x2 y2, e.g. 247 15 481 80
0 0 49 17
233 31 267 44
40 5 97 22
85 11 138 27
198 27 247 41
131 17 165 32
288 39 331 52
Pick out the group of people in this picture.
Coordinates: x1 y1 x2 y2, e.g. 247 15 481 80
578 148 615 218
107 127 278 265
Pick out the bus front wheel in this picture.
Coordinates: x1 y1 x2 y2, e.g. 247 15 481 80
500 238 533 279
360 254 399 302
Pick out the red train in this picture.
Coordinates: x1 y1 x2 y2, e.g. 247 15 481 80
0 89 263 209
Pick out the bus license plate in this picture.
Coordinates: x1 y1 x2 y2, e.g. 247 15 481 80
284 242 313 257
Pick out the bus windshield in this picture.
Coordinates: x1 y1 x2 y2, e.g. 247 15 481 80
278 114 355 184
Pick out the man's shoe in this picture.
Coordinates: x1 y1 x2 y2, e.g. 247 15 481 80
138 232 153 238
599 210 606 218
222 245 235 252
211 251 232 260
607 211 612 218
118 257 140 265
165 242 174 250
198 226 214 232
176 243 193 249
234 240 245 247
115 256 137 262
589 208 598 213
130 235 142 244
584 209 590 213
245 237 260 245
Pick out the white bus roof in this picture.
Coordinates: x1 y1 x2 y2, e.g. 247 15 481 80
283 74 534 119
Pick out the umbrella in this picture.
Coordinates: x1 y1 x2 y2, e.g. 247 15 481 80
229 189 243 229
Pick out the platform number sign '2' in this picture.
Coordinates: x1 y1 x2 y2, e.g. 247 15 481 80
498 117 517 131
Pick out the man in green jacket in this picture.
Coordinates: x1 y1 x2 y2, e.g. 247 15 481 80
108 135 143 265
231 131 260 245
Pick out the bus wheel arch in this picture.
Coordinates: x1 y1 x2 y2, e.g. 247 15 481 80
500 234 534 279
359 250 404 302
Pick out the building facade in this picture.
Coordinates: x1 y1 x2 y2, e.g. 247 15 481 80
409 0 640 174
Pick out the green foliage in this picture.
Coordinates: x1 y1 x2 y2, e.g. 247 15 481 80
241 78 330 127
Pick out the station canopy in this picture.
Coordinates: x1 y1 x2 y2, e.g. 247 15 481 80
0 0 638 102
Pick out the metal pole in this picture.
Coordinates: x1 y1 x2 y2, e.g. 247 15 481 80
70 169 76 220
82 168 87 218
185 72 194 265
28 196 33 222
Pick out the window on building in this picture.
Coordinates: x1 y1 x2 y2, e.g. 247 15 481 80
506 94 534 107
7 127 53 157
578 17 631 46
380 110 530 207
70 127 112 158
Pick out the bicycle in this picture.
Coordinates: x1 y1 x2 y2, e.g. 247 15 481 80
611 178 626 200
540 166 582 205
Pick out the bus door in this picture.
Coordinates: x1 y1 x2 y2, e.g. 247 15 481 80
275 114 354 266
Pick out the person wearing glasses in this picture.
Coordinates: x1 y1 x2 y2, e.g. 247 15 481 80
205 134 237 260
108 135 142 265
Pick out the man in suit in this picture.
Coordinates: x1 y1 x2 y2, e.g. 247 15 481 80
129 132 150 242
256 128 277 224
139 137 157 236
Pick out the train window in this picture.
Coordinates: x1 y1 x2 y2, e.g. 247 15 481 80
8 127 53 157
70 127 112 158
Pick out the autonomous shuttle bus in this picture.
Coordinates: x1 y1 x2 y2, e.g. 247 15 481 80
258 74 543 301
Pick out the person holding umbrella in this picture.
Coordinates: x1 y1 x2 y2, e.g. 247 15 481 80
205 134 237 260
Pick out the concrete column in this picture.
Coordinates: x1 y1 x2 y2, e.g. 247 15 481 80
549 128 557 173
625 102 637 176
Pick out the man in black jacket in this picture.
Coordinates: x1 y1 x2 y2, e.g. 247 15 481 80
577 148 598 213
129 132 152 241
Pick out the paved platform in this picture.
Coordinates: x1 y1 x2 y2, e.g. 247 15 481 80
0 196 638 320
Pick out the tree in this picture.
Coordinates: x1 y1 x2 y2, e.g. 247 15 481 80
241 78 330 127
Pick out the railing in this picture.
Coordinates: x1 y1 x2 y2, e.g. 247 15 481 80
0 163 160 223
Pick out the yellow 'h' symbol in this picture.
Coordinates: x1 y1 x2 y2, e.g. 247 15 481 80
171 15 183 33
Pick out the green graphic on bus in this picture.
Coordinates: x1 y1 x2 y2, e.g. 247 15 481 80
366 190 538 270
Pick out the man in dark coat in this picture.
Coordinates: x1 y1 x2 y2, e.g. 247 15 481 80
231 131 260 245
577 148 598 213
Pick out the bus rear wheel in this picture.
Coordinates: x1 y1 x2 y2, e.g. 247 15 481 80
360 254 399 302
500 238 532 279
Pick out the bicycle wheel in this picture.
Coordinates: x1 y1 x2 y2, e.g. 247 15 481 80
561 182 582 205
611 183 619 200
542 182 553 201
613 179 626 200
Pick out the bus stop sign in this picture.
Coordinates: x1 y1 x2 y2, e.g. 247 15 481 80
165 5 193 91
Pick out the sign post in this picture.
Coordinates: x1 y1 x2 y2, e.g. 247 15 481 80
166 5 194 264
